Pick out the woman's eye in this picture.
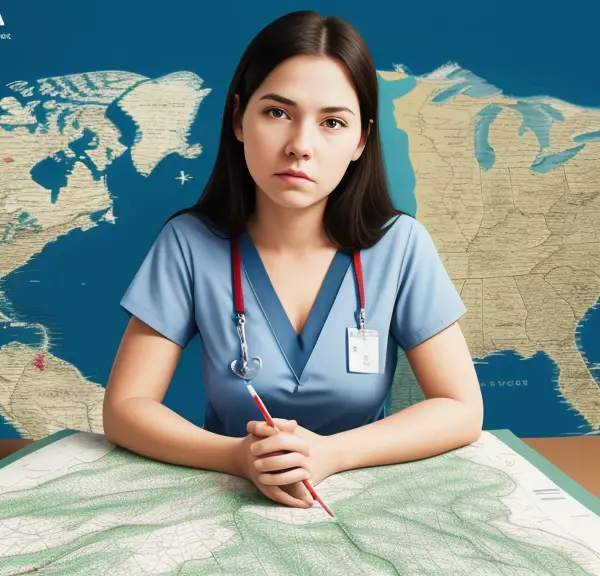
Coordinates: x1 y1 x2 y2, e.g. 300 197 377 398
323 118 345 129
267 108 287 119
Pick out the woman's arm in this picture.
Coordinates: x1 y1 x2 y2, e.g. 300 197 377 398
103 316 244 476
326 321 483 473
247 321 483 485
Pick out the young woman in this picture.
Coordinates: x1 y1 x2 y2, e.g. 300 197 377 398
103 10 483 510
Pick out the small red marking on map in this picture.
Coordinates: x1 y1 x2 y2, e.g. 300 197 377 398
34 355 46 371
2 157 14 163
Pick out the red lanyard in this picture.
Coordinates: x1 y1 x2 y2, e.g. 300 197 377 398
231 238 366 329
352 250 365 329
232 237 245 316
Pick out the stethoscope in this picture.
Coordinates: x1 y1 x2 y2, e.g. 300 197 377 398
228 236 367 383
230 310 262 381
229 237 262 382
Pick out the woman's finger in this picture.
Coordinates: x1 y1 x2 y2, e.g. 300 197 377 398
272 418 297 432
261 484 312 508
259 467 311 486
247 419 297 437
247 421 276 437
283 482 314 506
255 451 308 473
251 433 310 457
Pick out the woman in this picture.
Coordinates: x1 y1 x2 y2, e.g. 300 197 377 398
103 10 483 509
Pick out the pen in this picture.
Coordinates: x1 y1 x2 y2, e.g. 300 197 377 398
246 383 335 517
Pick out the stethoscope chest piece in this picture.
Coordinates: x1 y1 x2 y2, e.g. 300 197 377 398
230 356 262 381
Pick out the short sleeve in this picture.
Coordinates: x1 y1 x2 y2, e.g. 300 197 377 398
120 220 198 348
392 218 466 351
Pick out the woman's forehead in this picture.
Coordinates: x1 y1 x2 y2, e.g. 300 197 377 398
253 56 360 113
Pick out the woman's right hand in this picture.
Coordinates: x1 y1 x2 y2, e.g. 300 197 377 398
236 418 314 509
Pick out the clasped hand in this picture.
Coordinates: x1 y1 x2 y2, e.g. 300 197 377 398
237 419 333 508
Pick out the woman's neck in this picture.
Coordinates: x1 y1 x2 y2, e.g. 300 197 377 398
247 193 334 256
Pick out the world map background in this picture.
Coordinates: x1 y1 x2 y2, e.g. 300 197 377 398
0 1 599 440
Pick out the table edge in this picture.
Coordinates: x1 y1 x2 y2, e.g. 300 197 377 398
491 430 600 515
0 429 78 470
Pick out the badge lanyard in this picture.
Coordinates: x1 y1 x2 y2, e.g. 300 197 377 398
230 237 379 376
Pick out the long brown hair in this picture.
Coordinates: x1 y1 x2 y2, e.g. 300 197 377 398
173 10 402 249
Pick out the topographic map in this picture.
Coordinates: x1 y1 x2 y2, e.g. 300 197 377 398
0 63 599 440
0 430 598 574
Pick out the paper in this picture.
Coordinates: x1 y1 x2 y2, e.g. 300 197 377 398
0 430 598 575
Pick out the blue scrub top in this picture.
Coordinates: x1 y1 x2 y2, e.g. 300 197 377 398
120 213 466 437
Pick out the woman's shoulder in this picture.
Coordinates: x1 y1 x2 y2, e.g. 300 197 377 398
371 213 423 252
368 213 442 270
165 212 230 249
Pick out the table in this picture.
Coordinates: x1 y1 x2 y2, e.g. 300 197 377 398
523 436 599 498
2 435 598 495
0 438 32 460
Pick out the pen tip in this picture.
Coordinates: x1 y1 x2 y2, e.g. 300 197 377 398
318 499 334 517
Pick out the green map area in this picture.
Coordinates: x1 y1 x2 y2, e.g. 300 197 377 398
1 431 598 574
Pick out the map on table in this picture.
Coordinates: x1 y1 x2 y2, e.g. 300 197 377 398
0 429 598 575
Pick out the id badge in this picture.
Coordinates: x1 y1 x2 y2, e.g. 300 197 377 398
347 328 379 373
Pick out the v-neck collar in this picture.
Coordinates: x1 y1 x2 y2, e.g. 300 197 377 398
238 233 352 382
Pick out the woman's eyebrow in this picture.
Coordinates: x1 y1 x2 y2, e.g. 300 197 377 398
258 93 355 116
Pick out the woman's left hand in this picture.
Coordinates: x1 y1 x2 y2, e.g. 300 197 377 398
246 420 336 487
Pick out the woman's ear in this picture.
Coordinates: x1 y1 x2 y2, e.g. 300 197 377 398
233 94 243 142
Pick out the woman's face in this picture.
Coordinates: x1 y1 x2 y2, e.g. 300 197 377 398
234 55 367 212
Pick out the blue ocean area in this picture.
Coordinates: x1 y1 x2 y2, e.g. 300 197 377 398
475 350 594 437
0 418 19 438
0 325 42 348
378 74 418 215
576 297 600 394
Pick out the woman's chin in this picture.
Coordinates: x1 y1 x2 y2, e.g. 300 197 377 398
265 189 326 211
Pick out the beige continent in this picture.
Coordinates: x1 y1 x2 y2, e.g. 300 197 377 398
388 70 600 428
0 343 104 439
117 71 211 176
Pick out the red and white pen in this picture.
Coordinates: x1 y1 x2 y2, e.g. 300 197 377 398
246 383 335 517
